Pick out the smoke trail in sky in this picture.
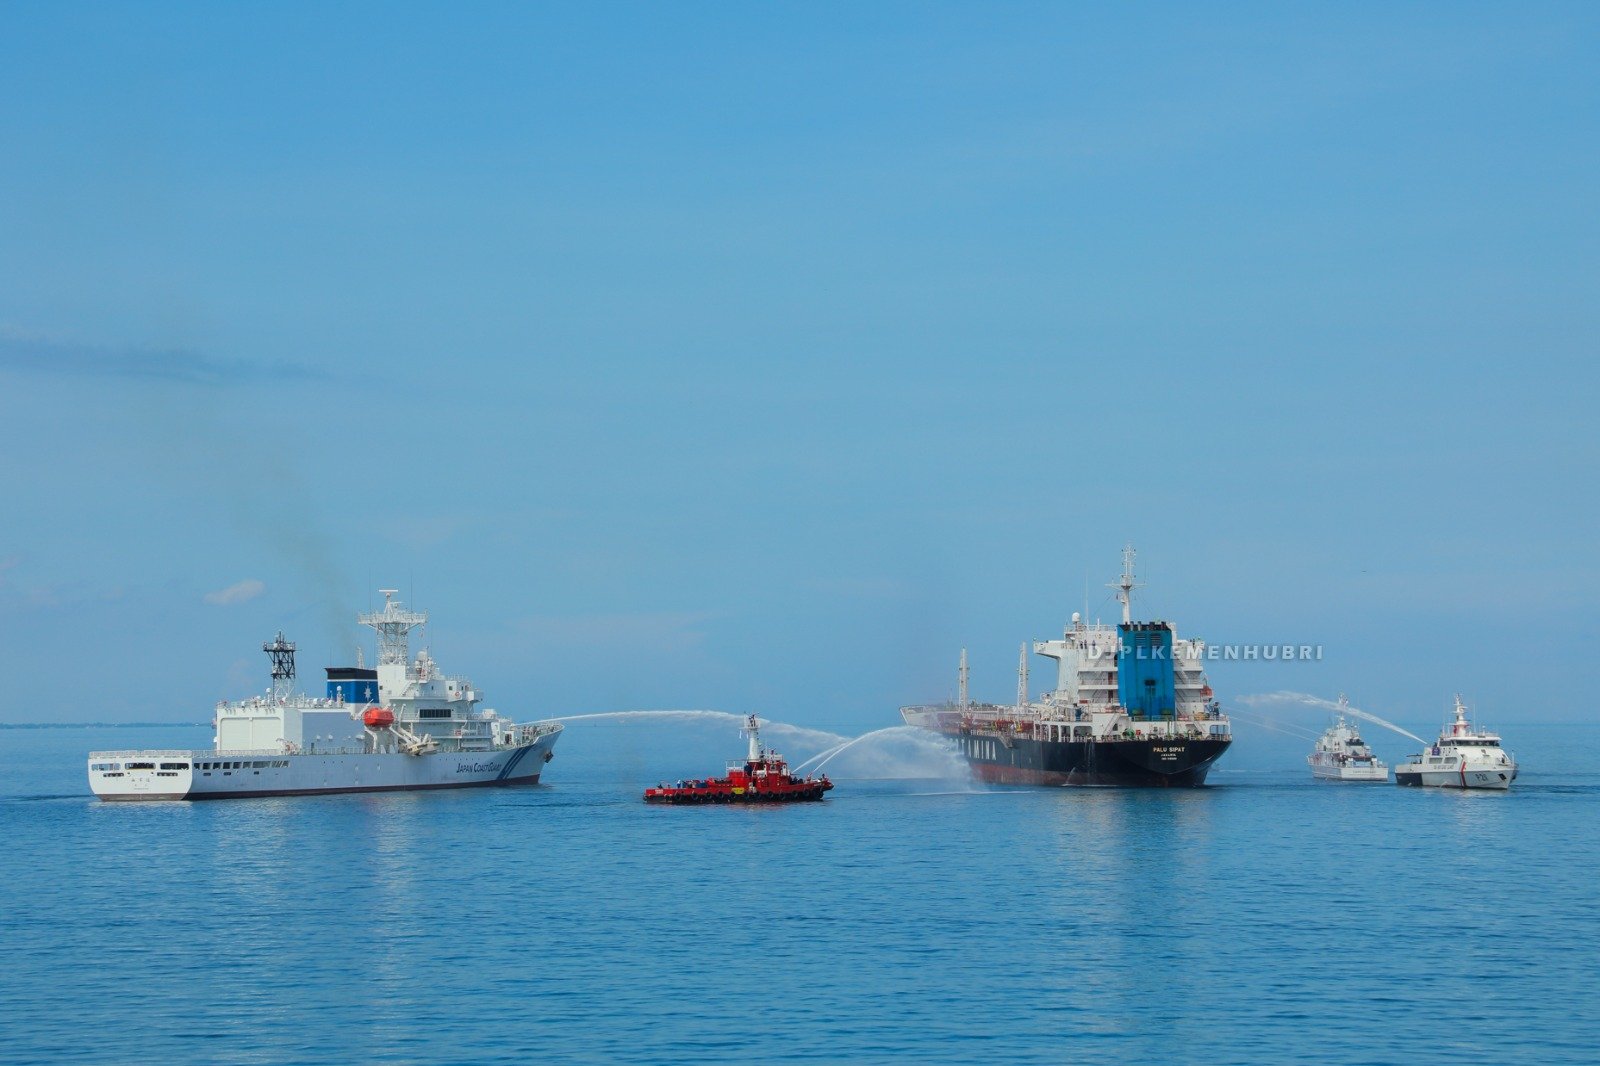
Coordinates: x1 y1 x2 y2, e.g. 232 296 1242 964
145 385 358 653
1239 691 1427 745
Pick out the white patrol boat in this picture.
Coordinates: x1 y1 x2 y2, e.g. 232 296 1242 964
1308 696 1389 781
88 591 561 801
1393 695 1516 791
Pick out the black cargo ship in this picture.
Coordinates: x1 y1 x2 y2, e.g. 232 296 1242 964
902 548 1232 788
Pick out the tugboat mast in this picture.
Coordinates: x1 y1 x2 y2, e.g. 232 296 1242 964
745 714 762 763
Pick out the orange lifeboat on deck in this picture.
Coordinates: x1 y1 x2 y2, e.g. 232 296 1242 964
363 707 396 729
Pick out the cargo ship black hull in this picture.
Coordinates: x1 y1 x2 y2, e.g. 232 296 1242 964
948 732 1230 788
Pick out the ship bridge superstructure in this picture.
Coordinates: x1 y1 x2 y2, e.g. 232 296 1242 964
1030 547 1215 722
207 590 556 758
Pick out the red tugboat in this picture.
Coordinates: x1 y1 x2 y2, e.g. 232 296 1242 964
644 715 834 805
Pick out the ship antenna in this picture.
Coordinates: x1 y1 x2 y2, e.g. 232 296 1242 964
958 648 969 712
264 631 296 704
1017 642 1029 709
1108 544 1143 625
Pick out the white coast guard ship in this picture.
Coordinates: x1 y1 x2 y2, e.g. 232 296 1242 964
87 591 561 801
1393 695 1517 791
1307 696 1389 782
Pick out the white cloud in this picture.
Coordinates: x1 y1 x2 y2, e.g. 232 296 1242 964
205 578 266 606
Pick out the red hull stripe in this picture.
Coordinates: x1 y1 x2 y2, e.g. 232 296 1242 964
971 763 1211 788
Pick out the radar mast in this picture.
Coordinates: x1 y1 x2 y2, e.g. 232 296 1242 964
359 589 428 666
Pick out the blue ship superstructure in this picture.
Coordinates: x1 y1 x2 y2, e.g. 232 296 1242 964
1117 621 1177 720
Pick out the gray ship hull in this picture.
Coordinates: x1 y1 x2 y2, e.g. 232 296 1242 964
89 730 560 802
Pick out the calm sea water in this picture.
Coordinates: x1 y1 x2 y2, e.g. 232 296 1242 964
2 721 1596 1065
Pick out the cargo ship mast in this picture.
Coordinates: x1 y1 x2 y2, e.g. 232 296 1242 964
1109 544 1142 624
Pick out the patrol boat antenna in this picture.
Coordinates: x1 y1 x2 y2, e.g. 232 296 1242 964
264 632 296 704
1109 544 1142 625
958 648 970 711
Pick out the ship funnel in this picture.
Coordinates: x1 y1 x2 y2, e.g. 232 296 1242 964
1117 621 1176 720
326 665 379 705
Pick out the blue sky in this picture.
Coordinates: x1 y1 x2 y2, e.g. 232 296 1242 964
2 3 1596 730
